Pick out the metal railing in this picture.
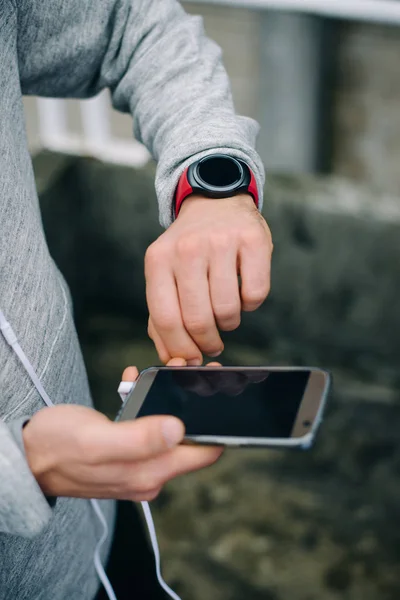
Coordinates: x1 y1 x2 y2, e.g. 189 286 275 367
186 0 400 26
33 0 400 169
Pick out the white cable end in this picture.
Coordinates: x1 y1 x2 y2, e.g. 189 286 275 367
117 381 135 402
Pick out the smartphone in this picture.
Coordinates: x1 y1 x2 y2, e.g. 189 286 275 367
117 366 331 449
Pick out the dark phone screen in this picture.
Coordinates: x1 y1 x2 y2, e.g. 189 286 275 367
137 369 311 438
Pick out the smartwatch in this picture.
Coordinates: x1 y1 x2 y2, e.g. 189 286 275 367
174 153 259 217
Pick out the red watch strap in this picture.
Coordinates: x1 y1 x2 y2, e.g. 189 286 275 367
175 167 193 217
248 169 259 208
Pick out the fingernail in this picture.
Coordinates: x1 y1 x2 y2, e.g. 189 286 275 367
188 358 202 366
162 418 184 448
209 350 223 358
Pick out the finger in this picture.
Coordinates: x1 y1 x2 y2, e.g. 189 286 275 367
148 317 171 364
95 416 185 463
208 246 241 331
145 254 202 364
121 367 139 382
159 445 224 483
175 253 224 357
206 362 222 367
239 226 272 312
130 487 162 503
139 444 224 488
166 357 187 367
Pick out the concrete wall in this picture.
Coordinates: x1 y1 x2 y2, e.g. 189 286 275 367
333 21 400 194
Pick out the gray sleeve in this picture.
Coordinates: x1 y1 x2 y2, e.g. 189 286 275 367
17 0 265 227
0 417 53 537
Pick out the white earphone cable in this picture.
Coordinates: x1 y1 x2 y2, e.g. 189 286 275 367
0 308 181 600
118 383 183 600
140 501 182 600
90 498 118 600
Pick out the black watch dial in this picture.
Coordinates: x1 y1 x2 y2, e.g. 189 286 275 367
188 154 251 198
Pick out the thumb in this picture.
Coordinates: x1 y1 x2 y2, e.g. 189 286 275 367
95 415 185 463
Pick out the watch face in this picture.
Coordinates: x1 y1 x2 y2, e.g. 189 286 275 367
189 154 250 197
197 156 243 187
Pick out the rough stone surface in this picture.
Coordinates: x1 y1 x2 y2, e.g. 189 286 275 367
33 152 400 599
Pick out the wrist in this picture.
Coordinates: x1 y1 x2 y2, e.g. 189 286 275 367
177 193 255 217
22 419 55 494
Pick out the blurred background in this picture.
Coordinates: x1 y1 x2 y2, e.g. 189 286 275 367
28 1 400 599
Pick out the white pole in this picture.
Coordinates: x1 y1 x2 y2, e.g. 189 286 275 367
257 13 322 172
36 98 69 147
78 91 151 167
79 90 111 150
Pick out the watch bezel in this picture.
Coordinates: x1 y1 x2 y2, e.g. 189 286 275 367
187 154 251 198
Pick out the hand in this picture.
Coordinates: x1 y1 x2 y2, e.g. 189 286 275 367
22 359 223 502
145 194 273 365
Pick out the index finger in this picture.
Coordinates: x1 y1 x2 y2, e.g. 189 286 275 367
121 367 139 382
145 260 202 364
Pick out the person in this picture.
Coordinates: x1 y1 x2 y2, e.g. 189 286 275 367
0 1 273 599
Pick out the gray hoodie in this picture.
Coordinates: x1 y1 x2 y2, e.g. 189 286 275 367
0 0 264 598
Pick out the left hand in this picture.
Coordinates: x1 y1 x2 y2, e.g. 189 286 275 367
145 194 273 364
23 358 223 503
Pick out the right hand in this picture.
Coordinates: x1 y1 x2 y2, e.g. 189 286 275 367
23 360 223 502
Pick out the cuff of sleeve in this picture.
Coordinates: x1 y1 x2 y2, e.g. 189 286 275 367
1 417 55 537
155 119 265 228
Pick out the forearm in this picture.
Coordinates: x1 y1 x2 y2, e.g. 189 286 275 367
0 418 53 538
18 0 265 226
